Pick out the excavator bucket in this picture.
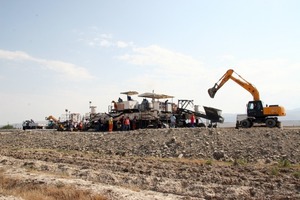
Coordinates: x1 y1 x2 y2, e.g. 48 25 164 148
208 86 217 98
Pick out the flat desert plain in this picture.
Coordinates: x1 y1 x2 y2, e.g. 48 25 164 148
0 127 299 199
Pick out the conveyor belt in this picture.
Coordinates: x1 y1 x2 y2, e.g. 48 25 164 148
177 106 224 123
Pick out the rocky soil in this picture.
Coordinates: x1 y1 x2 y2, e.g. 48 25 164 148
0 127 300 199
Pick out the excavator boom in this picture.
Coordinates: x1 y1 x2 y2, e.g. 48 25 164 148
208 69 260 101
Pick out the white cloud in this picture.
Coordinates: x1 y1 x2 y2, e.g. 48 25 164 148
87 38 132 49
116 41 129 48
86 37 112 48
100 39 112 47
119 45 204 73
100 33 113 39
0 49 94 80
88 41 96 47
43 60 94 80
80 28 135 49
0 50 33 61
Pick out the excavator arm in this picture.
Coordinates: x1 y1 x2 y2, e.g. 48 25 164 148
208 69 260 101
46 115 58 122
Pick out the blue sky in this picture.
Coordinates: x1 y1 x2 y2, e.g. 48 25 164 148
1 0 299 125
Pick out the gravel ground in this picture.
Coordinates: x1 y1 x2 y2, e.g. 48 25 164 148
0 127 299 199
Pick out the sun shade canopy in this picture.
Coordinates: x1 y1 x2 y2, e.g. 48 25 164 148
138 92 174 99
120 91 139 96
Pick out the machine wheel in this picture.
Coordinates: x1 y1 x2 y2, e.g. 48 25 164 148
265 118 276 128
241 119 251 128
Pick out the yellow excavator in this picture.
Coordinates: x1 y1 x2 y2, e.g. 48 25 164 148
208 69 286 128
45 115 59 129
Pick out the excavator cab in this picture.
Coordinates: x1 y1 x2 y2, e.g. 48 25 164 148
247 101 264 117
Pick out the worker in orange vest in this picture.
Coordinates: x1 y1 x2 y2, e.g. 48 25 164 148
108 117 113 132
124 117 130 131
190 114 195 128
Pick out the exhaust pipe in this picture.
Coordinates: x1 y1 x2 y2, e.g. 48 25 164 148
208 84 218 98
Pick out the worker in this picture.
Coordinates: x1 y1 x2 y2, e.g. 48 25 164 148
124 117 130 131
142 98 149 110
170 114 176 128
78 122 83 131
108 117 113 132
132 116 137 130
116 120 122 130
164 100 168 112
190 114 195 127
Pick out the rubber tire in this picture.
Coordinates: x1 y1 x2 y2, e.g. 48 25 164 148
241 119 251 128
266 118 276 128
249 121 254 128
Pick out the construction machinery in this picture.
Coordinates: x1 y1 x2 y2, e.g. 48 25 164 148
208 69 286 128
58 112 81 131
22 119 46 130
83 91 224 131
106 91 224 130
176 99 224 128
45 115 59 129
45 113 82 131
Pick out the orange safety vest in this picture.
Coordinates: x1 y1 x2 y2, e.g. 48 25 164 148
125 118 130 125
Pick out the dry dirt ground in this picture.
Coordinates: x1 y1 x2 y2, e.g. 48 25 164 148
0 127 300 200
